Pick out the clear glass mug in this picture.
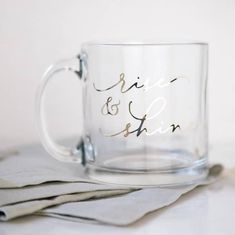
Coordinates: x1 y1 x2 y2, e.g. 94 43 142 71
36 41 208 186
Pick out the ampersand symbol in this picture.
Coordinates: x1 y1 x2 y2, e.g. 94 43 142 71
101 97 120 116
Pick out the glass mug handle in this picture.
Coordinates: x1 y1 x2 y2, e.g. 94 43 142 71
36 55 85 163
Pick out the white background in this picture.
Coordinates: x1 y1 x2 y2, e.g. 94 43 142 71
0 0 235 148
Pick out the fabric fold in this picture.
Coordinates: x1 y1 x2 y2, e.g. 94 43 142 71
0 144 223 225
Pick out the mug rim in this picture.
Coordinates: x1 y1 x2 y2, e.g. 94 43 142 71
82 40 208 47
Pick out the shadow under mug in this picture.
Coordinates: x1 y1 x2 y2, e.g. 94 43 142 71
36 41 209 187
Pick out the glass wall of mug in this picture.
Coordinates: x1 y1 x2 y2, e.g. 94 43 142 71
81 42 208 186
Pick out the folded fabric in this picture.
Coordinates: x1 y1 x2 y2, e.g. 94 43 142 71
0 189 131 221
0 182 132 206
0 144 93 188
39 165 224 226
0 163 222 224
0 144 134 221
0 143 223 225
40 186 196 226
0 178 133 221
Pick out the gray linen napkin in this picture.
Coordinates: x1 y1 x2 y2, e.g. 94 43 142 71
0 189 132 221
0 144 222 225
0 144 134 220
40 186 196 226
0 182 132 207
38 165 223 226
0 144 94 188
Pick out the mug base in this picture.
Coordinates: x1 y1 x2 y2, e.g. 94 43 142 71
85 161 208 187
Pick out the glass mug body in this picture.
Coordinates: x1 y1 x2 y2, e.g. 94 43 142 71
36 42 208 186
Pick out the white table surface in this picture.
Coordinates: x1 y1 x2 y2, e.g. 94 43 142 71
0 143 235 235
